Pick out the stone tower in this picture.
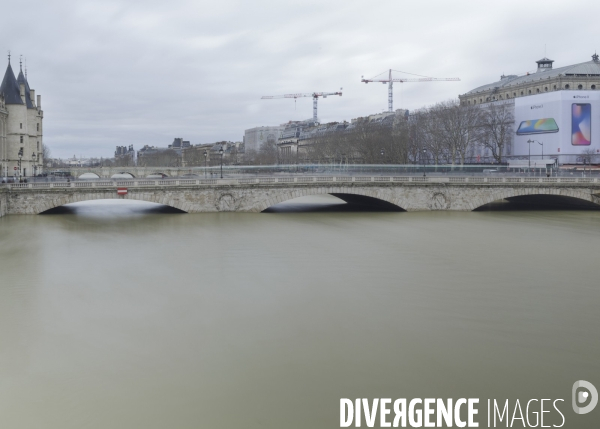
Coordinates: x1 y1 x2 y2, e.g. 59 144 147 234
0 56 44 179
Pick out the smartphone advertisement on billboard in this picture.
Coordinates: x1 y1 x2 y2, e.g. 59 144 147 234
513 91 600 163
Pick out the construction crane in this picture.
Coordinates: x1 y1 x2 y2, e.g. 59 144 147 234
261 89 342 123
361 70 460 112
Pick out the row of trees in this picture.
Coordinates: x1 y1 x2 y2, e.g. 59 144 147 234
274 99 515 165
411 100 514 165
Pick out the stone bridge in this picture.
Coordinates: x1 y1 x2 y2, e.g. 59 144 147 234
47 166 207 178
1 175 600 216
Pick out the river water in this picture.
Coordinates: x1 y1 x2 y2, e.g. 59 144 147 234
0 197 599 428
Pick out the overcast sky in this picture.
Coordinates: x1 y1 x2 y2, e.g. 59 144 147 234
2 0 599 158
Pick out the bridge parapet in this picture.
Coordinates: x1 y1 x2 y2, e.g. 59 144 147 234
3 175 599 191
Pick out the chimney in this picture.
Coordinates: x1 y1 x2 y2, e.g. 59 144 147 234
37 94 41 109
30 89 35 105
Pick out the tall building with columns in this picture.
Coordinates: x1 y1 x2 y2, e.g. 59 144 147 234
0 57 44 178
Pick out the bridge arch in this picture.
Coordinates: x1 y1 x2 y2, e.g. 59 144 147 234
78 172 101 179
37 192 188 214
257 187 406 212
472 187 600 211
110 172 136 179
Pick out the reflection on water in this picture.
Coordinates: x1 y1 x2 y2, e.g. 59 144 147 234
0 199 599 429
265 194 401 213
476 195 600 211
42 199 186 216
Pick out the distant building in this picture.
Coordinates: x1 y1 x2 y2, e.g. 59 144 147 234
115 145 135 158
182 141 243 167
65 155 92 167
169 138 191 153
244 125 284 153
0 57 44 178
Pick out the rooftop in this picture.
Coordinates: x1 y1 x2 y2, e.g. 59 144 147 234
464 54 600 95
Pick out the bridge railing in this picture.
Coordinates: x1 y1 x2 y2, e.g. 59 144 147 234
2 175 599 191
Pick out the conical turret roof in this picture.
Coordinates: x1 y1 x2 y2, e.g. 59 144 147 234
17 68 34 109
0 62 24 105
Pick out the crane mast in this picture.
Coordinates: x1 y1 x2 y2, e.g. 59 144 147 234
361 70 460 112
261 89 342 123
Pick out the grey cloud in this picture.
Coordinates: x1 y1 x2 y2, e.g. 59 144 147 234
2 0 599 157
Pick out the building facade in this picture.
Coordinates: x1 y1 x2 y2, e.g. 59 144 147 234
460 54 600 164
0 58 44 178
244 125 284 153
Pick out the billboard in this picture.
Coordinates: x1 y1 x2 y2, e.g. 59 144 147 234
514 91 600 164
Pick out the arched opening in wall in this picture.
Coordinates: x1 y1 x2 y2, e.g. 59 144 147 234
79 172 100 179
592 85 597 90
111 172 135 179
578 84 583 90
263 194 405 213
565 84 570 89
41 199 186 215
474 195 600 211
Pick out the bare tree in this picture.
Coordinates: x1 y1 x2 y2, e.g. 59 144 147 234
138 149 180 167
411 107 447 164
42 143 51 167
434 100 480 165
476 102 514 163
255 139 278 164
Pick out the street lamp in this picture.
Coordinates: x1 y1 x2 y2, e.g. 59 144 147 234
526 139 544 171
17 147 23 181
32 152 37 179
203 150 208 177
422 148 427 177
219 146 224 179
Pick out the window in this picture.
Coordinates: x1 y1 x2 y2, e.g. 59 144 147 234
37 141 39 150
536 89 540 93
37 123 39 131
520 91 524 95
592 85 597 90
20 136 23 143
20 123 22 129
578 84 583 89
544 87 548 91
565 84 570 89
528 90 532 94
513 92 516 97
553 85 557 90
